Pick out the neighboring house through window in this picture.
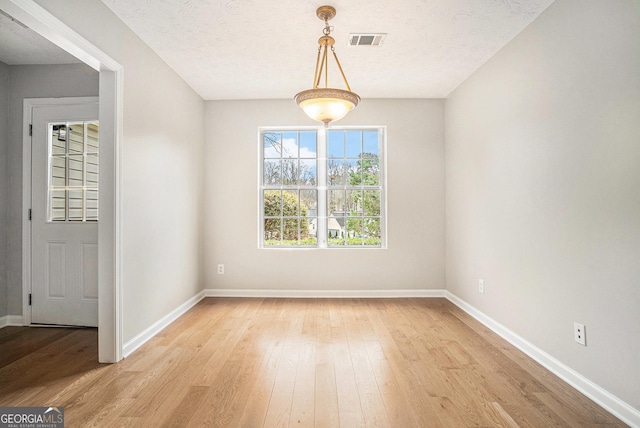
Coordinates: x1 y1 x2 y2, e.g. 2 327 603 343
260 127 386 248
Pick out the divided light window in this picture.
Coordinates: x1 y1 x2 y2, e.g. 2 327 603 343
48 121 99 222
260 127 385 248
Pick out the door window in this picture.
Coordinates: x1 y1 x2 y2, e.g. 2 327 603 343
48 121 99 222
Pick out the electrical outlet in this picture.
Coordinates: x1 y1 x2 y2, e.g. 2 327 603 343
478 279 484 294
217 264 224 275
574 322 586 346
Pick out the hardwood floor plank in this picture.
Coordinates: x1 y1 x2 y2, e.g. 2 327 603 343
62 371 139 427
5 331 101 406
534 391 616 427
289 340 316 427
334 341 366 427
192 354 260 427
262 307 304 427
120 347 196 417
0 327 73 367
0 298 628 428
194 320 250 387
487 401 522 428
314 361 340 428
349 339 390 427
236 318 287 427
162 385 211 427
314 300 340 428
333 304 366 427
364 302 446 426
364 340 421 427
0 386 45 406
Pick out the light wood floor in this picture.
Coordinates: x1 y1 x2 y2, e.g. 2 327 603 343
0 298 626 427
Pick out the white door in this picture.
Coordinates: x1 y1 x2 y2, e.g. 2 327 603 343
31 102 99 326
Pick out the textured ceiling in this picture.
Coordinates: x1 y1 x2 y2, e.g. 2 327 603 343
0 12 80 65
101 0 555 99
1 1 555 98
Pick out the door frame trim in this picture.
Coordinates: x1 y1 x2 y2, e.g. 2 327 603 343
6 0 124 362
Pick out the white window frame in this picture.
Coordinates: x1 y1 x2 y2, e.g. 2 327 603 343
258 126 387 249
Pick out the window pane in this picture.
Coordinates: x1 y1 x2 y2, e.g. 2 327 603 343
299 159 317 185
299 131 316 158
346 218 364 245
263 159 281 185
364 190 381 216
264 132 281 158
364 218 382 246
50 156 66 187
50 189 66 221
281 131 298 158
299 217 312 242
68 189 83 220
300 190 317 216
327 160 347 186
282 159 297 185
307 217 318 239
361 155 380 185
282 217 299 241
328 214 345 245
346 190 363 215
68 123 84 154
264 218 282 245
346 160 360 185
302 219 317 246
282 190 299 216
328 190 345 214
86 189 99 221
346 130 362 158
363 130 379 156
327 131 344 158
87 122 99 152
67 155 84 187
86 154 99 187
264 190 281 216
51 126 66 154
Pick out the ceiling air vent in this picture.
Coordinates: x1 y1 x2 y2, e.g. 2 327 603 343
348 33 386 47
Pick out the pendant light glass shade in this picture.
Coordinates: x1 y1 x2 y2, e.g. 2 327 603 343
295 6 360 126
295 88 360 125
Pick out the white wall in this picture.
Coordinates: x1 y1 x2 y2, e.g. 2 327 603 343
0 61 8 318
5 63 99 316
204 99 445 292
32 0 205 343
446 0 640 410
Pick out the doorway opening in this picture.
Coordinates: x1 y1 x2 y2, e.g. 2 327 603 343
4 0 124 362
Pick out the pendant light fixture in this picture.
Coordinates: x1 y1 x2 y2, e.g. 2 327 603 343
295 6 360 127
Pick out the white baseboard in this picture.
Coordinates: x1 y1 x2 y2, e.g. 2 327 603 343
122 290 205 358
204 288 447 298
0 315 24 328
446 292 640 428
